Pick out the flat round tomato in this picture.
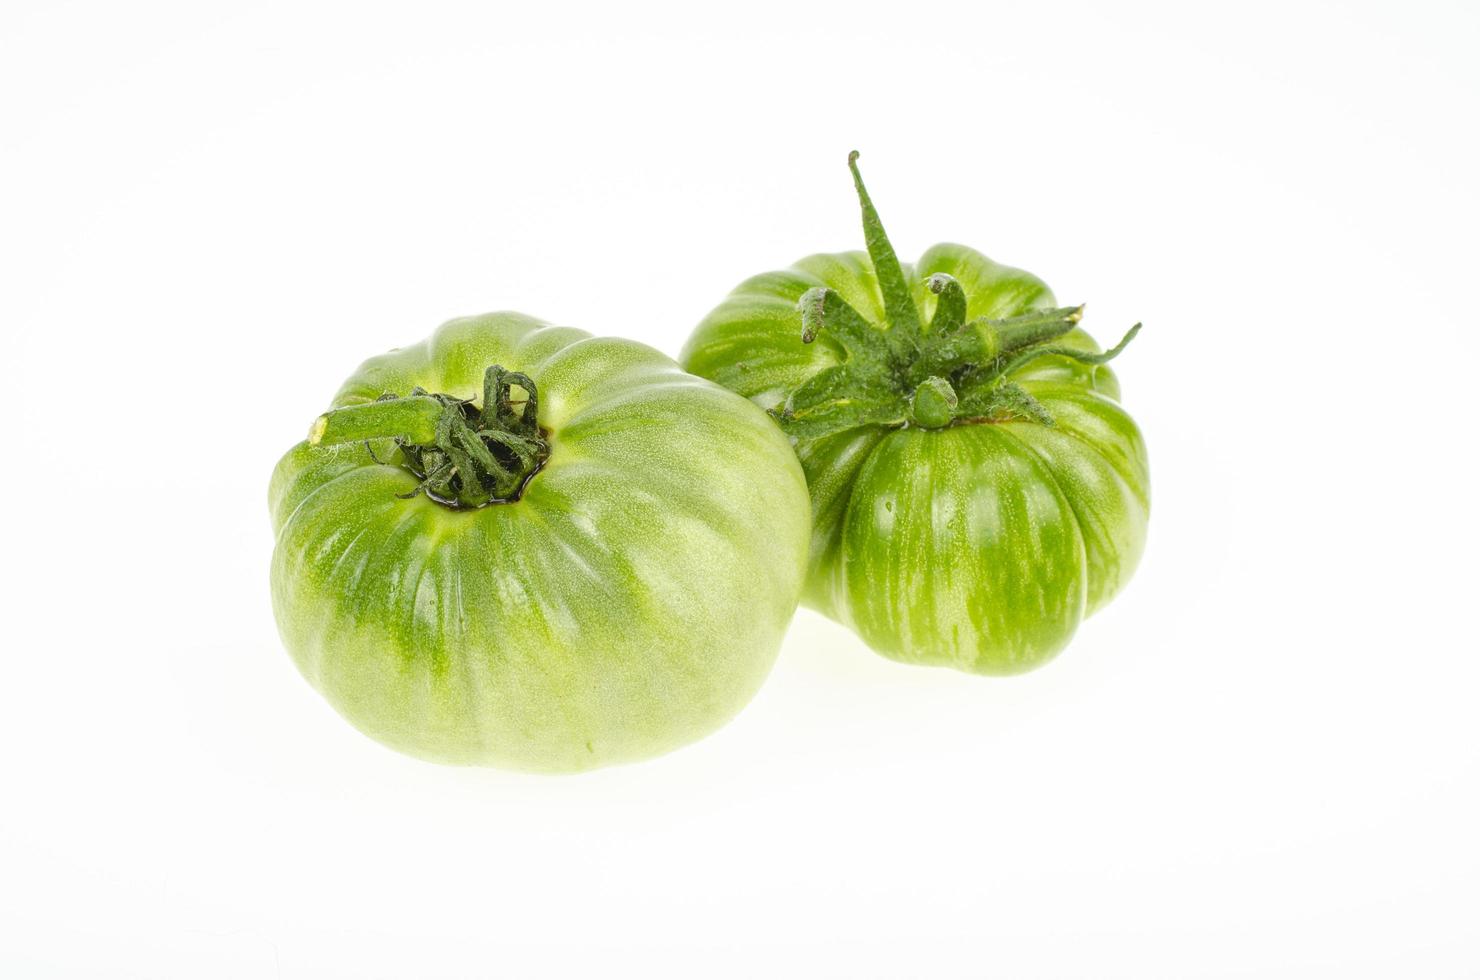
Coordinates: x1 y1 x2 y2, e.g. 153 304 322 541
270 312 810 771
681 154 1149 675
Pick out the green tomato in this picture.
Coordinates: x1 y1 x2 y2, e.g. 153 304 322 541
269 312 810 771
680 153 1149 675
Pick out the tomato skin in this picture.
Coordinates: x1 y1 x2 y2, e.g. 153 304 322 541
681 244 1149 675
270 312 810 770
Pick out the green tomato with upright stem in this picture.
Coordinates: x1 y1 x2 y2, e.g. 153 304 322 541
681 154 1149 675
270 313 810 771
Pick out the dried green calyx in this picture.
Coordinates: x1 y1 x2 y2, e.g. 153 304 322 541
770 151 1141 442
309 365 550 509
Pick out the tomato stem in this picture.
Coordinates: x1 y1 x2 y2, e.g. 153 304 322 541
769 154 1142 443
310 395 444 447
910 377 958 428
308 366 550 509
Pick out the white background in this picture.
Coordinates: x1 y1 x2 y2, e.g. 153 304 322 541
3 1 1477 976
